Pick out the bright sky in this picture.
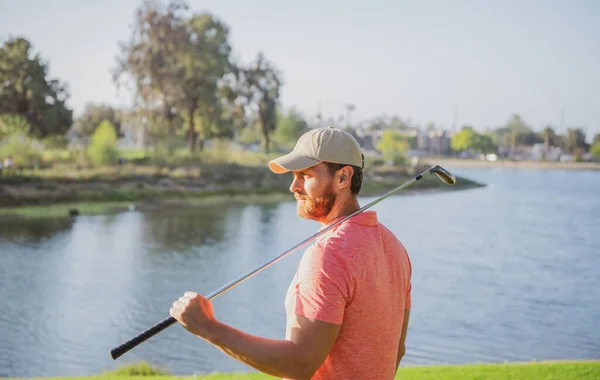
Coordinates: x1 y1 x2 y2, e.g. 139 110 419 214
1 0 599 137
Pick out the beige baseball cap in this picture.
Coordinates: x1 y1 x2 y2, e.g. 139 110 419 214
269 126 363 174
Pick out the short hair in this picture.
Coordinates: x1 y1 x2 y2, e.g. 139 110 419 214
324 162 363 195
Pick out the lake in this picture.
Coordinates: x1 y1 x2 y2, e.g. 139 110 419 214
1 167 599 377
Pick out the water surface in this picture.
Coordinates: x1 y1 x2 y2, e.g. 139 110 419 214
1 167 599 376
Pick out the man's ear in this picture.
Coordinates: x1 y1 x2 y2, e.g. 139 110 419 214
337 166 354 190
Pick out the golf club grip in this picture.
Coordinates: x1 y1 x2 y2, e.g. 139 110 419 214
110 316 177 359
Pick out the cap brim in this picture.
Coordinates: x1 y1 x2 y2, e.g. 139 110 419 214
268 152 321 174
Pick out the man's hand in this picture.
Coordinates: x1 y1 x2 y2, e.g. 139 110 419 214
169 291 217 339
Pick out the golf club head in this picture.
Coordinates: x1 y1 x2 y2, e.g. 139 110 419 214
430 165 456 185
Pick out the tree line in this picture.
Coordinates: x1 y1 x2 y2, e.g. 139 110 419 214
450 114 599 160
1 0 599 165
355 114 599 161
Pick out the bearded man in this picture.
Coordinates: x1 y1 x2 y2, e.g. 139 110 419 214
170 126 412 380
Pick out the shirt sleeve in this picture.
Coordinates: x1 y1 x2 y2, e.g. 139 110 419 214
291 242 352 325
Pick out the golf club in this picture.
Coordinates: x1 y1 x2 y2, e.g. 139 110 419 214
110 164 456 360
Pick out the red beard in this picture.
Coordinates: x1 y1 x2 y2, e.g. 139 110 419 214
294 185 337 221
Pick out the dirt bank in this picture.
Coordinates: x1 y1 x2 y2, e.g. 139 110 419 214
0 163 485 216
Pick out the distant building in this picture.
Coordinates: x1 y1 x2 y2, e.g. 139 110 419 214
354 128 383 151
531 143 562 161
416 129 451 156
559 154 575 162
354 125 452 157
429 129 451 155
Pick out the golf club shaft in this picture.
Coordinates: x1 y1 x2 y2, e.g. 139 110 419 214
110 165 454 360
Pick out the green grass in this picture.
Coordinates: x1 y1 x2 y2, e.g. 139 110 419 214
13 360 599 380
0 191 296 218
0 201 136 218
397 361 600 379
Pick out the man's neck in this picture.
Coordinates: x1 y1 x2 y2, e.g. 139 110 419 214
319 196 360 226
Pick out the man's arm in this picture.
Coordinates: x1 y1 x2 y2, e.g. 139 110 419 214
170 292 341 380
396 308 411 369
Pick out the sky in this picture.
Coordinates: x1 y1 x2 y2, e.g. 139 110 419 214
1 0 599 138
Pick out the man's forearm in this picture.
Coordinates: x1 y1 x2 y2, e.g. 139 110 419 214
204 321 312 379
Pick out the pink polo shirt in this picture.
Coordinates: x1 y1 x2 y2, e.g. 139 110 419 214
284 211 412 380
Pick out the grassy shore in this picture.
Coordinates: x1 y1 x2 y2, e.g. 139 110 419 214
0 160 484 218
12 360 600 380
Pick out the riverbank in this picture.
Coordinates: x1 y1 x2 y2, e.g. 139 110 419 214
423 157 600 170
0 163 484 218
17 360 600 379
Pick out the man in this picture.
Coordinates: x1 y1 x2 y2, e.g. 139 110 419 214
170 126 412 379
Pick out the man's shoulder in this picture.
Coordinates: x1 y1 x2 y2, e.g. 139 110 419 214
331 217 395 245
329 218 406 254
310 223 370 264
303 228 356 267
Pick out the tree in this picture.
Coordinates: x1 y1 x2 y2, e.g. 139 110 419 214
113 0 189 137
178 12 233 152
115 0 184 148
541 126 556 160
505 114 531 152
0 37 73 137
273 108 309 149
376 130 409 164
473 133 496 153
389 116 409 131
488 127 510 151
365 116 389 131
451 126 477 152
114 1 234 153
451 126 496 154
565 128 588 155
590 142 600 158
73 103 123 142
227 52 282 153
592 133 600 146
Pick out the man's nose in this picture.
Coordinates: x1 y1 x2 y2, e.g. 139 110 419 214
289 175 303 193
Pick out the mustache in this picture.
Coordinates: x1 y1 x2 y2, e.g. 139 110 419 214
294 193 309 201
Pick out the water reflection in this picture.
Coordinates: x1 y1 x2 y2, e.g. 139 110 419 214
141 205 236 252
0 216 75 244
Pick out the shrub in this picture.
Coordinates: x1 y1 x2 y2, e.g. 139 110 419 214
237 125 262 145
87 120 120 165
102 361 170 376
0 114 30 137
206 138 233 163
376 130 410 166
43 135 69 149
0 114 42 168
591 142 600 158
